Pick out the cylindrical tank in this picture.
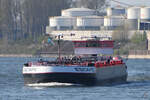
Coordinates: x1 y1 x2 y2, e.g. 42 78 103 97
127 7 140 19
61 8 96 17
49 16 76 30
125 19 139 30
77 16 104 26
77 16 103 30
140 7 150 21
107 7 126 16
104 16 125 30
127 7 140 30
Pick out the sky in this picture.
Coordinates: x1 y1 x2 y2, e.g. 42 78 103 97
110 0 150 7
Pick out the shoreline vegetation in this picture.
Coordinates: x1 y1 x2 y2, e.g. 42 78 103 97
0 31 148 59
0 37 149 59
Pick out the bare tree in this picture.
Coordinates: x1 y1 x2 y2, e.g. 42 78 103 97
0 0 13 40
0 0 71 41
0 0 22 40
22 0 71 41
73 0 106 11
112 24 129 42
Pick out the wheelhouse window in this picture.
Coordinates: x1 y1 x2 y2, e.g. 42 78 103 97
73 41 114 48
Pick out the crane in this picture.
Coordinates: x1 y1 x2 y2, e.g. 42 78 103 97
111 0 134 7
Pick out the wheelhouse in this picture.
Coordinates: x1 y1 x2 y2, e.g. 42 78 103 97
72 40 114 55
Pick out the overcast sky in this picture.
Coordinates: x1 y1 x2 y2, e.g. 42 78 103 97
110 0 150 7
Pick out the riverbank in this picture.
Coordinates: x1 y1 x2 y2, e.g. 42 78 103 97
127 55 150 59
0 54 72 58
0 54 150 59
0 54 33 57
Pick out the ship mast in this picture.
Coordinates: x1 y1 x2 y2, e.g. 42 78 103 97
57 35 61 62
55 33 75 63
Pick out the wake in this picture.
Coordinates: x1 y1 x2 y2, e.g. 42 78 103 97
26 82 82 87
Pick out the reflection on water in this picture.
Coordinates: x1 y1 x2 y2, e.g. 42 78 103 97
0 57 150 100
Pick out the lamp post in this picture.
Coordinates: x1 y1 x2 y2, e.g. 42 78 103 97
55 33 75 63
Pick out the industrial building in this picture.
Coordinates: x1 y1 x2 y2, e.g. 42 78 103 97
46 7 150 41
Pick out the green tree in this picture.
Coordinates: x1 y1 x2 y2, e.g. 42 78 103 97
131 31 147 44
112 25 129 42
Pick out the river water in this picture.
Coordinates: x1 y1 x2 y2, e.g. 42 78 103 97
0 57 150 100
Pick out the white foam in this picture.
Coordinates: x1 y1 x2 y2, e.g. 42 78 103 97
26 82 81 87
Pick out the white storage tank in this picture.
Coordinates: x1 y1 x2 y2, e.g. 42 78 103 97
77 16 103 30
127 7 140 30
104 16 125 30
127 7 140 19
107 7 126 16
140 7 150 30
140 7 150 21
61 8 96 17
49 16 76 30
125 19 139 30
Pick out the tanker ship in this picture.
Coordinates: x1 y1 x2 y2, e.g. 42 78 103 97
22 36 127 85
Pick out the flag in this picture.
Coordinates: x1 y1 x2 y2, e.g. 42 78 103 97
47 37 55 45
